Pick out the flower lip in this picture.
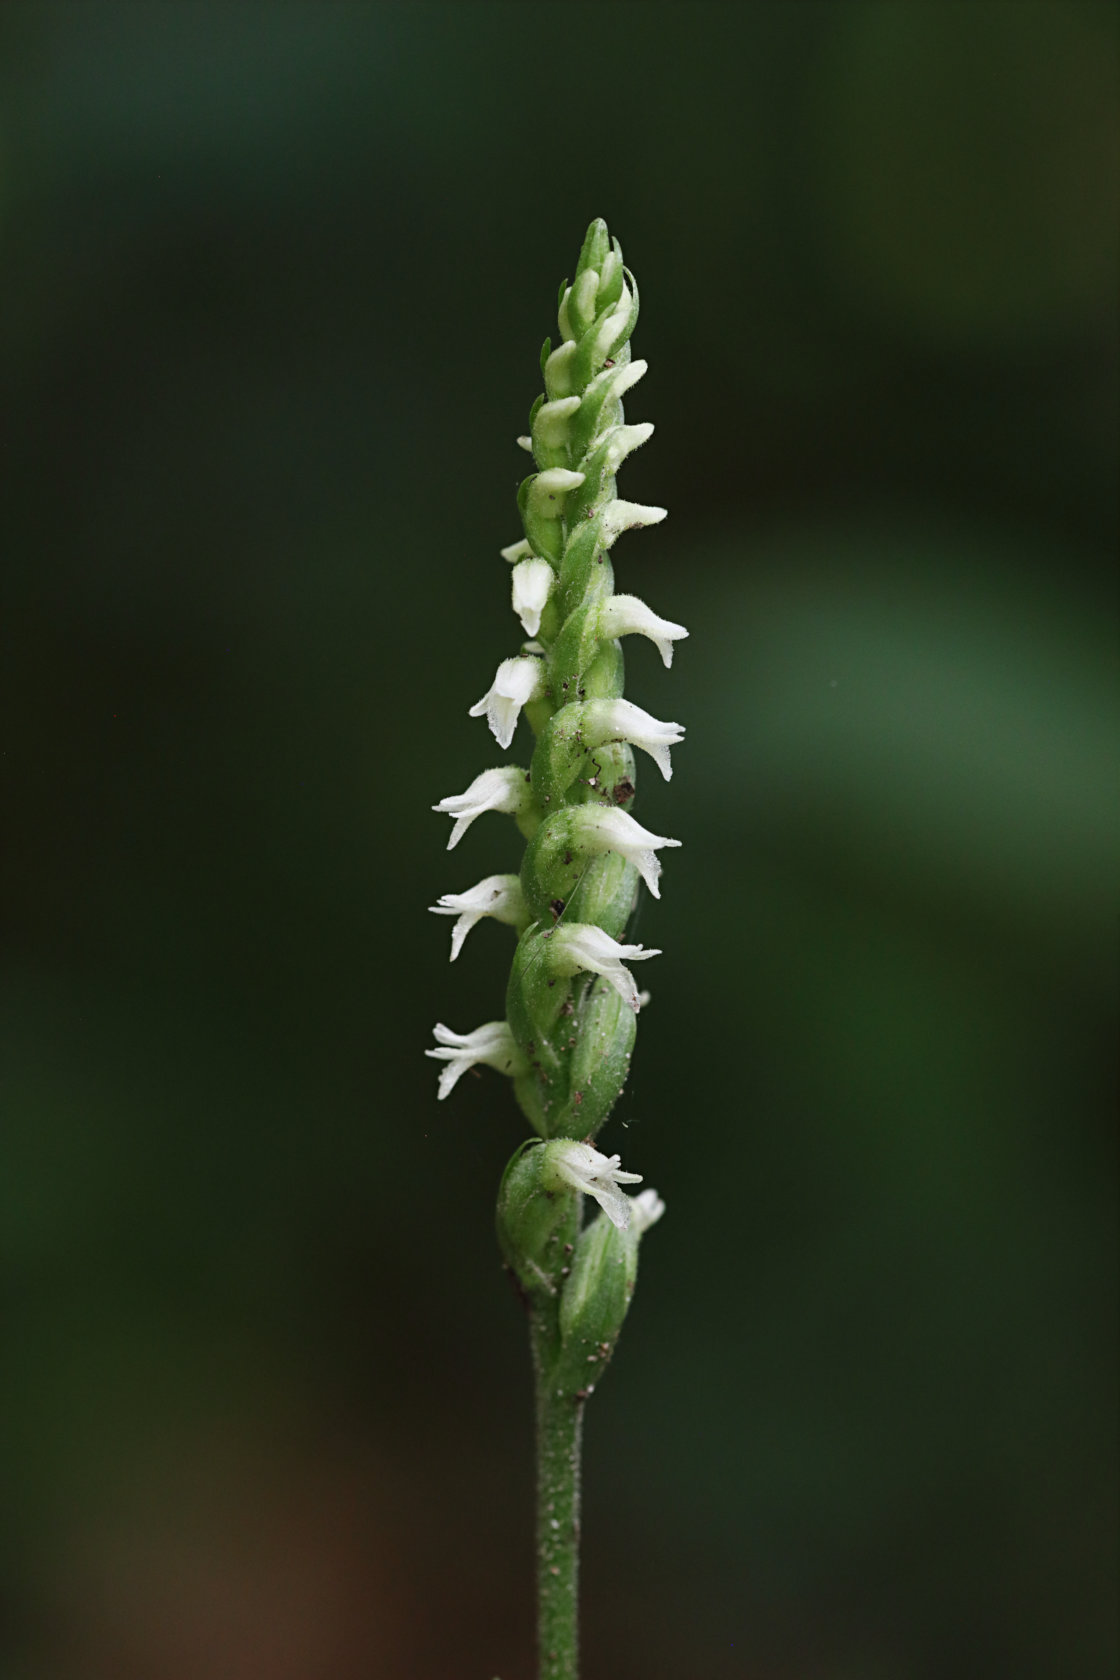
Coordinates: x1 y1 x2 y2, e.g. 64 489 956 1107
599 593 689 669
432 765 527 850
429 873 525 961
510 558 555 639
571 805 681 899
581 697 684 782
469 656 546 751
544 1139 643 1230
549 922 661 1012
425 1019 524 1100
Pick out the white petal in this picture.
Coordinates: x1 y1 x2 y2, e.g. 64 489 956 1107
545 1141 644 1226
516 435 533 453
432 766 526 849
429 874 524 961
468 656 546 750
550 922 661 1011
425 1020 521 1100
582 697 684 782
500 538 533 564
598 500 668 547
598 421 654 476
599 593 689 668
533 396 582 450
544 339 578 398
526 468 586 522
573 807 681 898
511 558 555 638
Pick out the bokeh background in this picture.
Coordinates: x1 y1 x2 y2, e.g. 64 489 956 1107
3 3 1117 1677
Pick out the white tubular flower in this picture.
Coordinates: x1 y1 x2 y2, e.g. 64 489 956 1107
566 268 599 333
587 283 633 365
629 1188 666 1234
599 593 689 669
432 765 527 850
549 922 661 1012
598 499 668 548
426 1020 524 1101
511 558 555 638
600 356 647 402
582 697 684 782
469 656 546 750
525 468 586 522
598 421 654 476
429 873 526 962
500 538 533 564
533 396 582 450
544 339 579 397
544 1140 643 1231
572 806 682 899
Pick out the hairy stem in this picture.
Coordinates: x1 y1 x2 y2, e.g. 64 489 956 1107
531 1309 584 1680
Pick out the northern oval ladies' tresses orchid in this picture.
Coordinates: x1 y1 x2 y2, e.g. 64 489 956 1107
425 219 685 1680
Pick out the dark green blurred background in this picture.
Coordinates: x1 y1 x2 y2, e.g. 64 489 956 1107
3 3 1117 1677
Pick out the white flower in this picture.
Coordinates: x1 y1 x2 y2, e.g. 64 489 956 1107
549 922 661 1012
532 396 582 451
596 421 654 476
582 697 684 782
432 765 527 850
571 806 681 899
499 538 532 564
586 282 633 365
599 593 689 668
544 339 578 398
598 499 668 548
469 656 546 750
510 558 555 638
544 1140 643 1231
525 468 586 522
629 1188 666 1234
425 1020 524 1101
429 873 525 961
590 356 648 405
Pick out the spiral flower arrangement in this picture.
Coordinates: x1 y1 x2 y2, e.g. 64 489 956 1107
427 218 685 1680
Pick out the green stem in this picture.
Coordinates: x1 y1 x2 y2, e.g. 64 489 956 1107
531 1309 584 1680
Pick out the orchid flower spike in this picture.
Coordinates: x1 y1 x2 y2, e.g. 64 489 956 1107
599 594 689 668
429 873 527 961
469 655 546 750
432 765 528 849
548 923 661 1012
427 220 680 1649
425 1020 526 1100
543 1139 644 1231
